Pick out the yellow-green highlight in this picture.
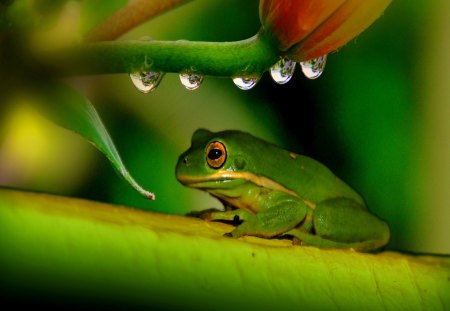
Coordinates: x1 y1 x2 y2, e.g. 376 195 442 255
0 188 448 309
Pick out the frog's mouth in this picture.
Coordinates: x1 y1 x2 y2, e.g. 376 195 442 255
176 172 246 189
177 171 299 198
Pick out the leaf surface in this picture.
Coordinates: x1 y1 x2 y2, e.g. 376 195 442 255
0 188 448 310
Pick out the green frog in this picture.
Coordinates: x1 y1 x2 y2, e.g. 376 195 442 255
176 129 390 251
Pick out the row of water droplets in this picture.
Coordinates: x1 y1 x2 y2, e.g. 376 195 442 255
271 55 327 83
130 55 327 93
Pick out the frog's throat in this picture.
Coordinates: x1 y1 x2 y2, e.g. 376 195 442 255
177 171 316 209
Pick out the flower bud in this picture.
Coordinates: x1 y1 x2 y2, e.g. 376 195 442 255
260 0 392 61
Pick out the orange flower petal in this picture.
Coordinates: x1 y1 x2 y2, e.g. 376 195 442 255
290 0 392 60
261 0 346 50
260 0 392 61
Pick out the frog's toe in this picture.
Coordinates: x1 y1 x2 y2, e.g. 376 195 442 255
186 208 219 220
185 210 202 218
200 212 212 220
223 228 244 238
292 236 303 245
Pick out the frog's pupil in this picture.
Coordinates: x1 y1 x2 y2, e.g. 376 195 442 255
208 149 222 160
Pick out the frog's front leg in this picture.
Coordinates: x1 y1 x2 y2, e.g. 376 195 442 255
226 192 309 239
186 201 236 219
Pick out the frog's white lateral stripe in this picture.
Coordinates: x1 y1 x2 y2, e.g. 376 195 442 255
178 171 316 209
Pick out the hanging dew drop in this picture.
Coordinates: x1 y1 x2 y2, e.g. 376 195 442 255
300 55 327 79
232 76 260 90
270 57 296 84
130 70 164 93
179 72 204 90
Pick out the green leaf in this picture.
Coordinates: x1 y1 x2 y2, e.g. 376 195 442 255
0 188 449 309
34 83 155 200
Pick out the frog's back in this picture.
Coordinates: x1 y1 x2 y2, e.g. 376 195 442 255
225 130 365 206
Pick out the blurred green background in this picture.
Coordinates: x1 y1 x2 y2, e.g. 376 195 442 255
0 0 448 254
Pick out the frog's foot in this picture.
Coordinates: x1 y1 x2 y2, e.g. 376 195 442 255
224 221 285 239
287 229 356 248
185 208 223 220
286 229 388 252
291 235 305 246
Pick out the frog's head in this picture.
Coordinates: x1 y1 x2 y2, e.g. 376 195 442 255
175 128 259 192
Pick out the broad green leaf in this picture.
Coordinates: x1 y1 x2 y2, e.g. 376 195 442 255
0 188 449 309
34 83 155 200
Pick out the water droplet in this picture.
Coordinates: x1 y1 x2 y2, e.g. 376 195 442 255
179 72 204 90
300 55 327 79
232 76 260 90
270 57 296 84
130 70 164 93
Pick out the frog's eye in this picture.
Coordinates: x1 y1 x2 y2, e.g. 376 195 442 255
206 141 227 169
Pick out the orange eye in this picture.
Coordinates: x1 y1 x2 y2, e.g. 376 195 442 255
206 141 226 168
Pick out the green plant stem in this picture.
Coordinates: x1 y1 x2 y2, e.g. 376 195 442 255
40 31 279 77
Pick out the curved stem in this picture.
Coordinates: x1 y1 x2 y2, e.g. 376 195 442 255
40 31 279 78
84 0 193 42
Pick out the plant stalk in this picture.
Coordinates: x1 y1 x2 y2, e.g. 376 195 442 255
40 31 280 78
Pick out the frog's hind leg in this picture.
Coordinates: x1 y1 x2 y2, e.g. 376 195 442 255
287 198 390 252
286 229 386 251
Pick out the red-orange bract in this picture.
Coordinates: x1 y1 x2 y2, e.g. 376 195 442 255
259 0 392 61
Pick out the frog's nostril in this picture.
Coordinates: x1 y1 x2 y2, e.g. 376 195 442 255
183 157 188 165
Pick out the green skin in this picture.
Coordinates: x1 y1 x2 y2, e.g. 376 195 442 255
176 129 390 252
